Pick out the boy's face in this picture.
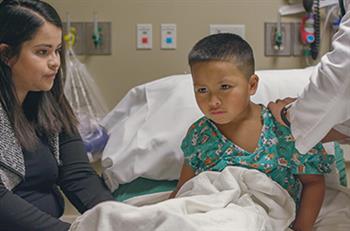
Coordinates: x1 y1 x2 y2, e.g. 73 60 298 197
191 60 258 125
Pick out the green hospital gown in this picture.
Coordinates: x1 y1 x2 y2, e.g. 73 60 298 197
182 106 335 204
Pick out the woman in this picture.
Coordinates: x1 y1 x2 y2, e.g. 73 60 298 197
0 0 114 230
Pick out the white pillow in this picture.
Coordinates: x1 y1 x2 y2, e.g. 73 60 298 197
252 66 314 105
101 75 202 191
100 67 316 191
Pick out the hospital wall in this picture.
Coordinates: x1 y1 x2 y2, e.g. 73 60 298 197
47 0 332 109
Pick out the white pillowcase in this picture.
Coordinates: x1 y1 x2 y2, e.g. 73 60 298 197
100 67 316 191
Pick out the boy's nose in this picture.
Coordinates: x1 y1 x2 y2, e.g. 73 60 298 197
209 94 221 108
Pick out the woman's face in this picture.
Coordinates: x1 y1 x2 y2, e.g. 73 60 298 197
9 21 62 103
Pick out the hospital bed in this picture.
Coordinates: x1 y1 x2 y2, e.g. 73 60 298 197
70 67 350 231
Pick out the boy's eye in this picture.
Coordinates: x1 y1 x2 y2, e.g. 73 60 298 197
196 87 208 94
220 84 232 90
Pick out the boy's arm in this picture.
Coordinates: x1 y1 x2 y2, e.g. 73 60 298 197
169 164 195 199
321 128 349 143
292 174 325 231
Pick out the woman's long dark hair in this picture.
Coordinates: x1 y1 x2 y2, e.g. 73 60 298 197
0 0 78 151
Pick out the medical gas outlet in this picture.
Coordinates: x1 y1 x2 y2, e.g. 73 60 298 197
161 24 177 49
137 24 153 49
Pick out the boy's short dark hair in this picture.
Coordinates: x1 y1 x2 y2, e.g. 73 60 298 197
188 33 255 78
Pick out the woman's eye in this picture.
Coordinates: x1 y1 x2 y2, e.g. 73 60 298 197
221 84 232 90
36 50 49 56
55 47 62 54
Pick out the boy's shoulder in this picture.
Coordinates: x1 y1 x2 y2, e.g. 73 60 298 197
182 116 223 153
262 106 326 154
260 105 296 143
187 116 211 132
185 116 218 137
262 105 290 132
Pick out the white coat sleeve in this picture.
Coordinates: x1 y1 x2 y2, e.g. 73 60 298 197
289 10 350 154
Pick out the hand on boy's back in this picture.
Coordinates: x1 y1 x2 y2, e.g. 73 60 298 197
267 97 296 127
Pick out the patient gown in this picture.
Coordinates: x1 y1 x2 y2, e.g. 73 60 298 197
182 106 335 204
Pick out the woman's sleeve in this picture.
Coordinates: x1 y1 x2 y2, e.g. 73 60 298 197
0 182 70 231
57 132 114 214
289 10 350 154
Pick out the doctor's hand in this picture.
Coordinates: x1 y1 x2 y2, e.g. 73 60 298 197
267 97 296 127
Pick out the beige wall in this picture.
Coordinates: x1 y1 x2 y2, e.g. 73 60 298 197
47 0 331 109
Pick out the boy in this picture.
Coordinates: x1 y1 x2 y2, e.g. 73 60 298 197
170 33 334 231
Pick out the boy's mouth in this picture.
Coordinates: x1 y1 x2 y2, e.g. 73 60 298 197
210 110 225 115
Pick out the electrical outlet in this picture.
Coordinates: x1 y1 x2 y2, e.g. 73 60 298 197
62 22 86 55
264 22 292 56
85 22 112 55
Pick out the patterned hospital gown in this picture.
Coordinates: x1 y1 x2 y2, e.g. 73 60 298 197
182 106 335 204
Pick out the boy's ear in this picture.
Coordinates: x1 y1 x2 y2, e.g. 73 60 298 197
248 74 259 95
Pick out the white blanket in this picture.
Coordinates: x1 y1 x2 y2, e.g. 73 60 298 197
70 167 295 231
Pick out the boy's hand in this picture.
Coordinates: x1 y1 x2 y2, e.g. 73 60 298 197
267 97 296 127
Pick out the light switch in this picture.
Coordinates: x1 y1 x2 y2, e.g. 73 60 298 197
137 24 152 49
209 24 245 39
161 24 176 49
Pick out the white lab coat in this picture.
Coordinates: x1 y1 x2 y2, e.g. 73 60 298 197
290 0 350 154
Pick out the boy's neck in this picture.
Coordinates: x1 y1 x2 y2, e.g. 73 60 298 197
216 102 263 153
216 102 261 130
